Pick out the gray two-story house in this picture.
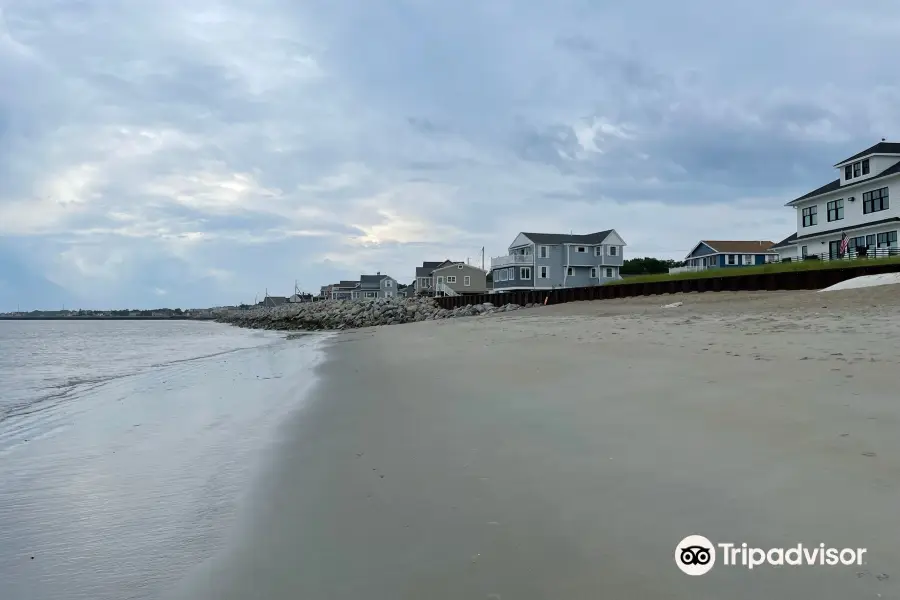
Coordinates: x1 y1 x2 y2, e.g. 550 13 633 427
330 280 359 300
432 263 489 296
490 230 626 292
358 273 398 298
411 260 455 296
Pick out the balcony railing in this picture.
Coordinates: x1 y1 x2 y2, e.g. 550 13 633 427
779 246 900 263
491 254 534 268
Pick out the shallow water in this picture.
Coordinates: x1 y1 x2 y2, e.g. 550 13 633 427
0 321 328 600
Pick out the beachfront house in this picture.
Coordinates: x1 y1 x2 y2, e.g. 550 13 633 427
358 273 398 298
432 263 489 297
330 280 359 300
780 140 900 261
673 240 777 273
490 230 626 292
411 260 455 296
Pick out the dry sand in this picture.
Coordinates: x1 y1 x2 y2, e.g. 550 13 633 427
185 288 900 599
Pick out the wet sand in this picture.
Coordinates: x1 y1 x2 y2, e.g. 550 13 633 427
182 288 900 599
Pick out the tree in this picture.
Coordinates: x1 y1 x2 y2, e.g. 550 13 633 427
621 257 685 276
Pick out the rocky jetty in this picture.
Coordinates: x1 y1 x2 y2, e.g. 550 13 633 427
216 296 536 331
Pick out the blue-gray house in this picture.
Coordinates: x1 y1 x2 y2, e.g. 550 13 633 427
490 230 626 292
682 240 778 270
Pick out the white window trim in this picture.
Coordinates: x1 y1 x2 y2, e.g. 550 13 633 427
605 267 613 278
464 275 471 286
520 266 532 280
566 267 574 277
457 264 463 269
437 276 444 283
384 279 392 287
590 267 598 278
742 254 753 265
594 246 602 256
365 291 377 298
539 245 549 258
608 246 618 256
447 276 457 283
538 265 549 279
576 246 586 253
727 255 737 265
508 267 514 280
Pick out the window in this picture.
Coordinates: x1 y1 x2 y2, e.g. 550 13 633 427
508 267 515 280
845 165 853 180
539 246 549 258
801 245 808 257
566 267 574 277
853 161 861 177
437 276 444 284
386 291 393 297
862 159 870 175
863 187 889 214
446 276 456 283
742 254 753 265
594 247 602 256
590 267 598 278
802 206 817 227
605 268 613 278
707 256 717 267
877 231 898 247
826 199 844 222
866 234 876 248
365 291 376 298
457 264 463 269
539 266 549 278
727 255 737 265
608 246 618 256
520 267 531 279
464 275 471 286
384 279 392 287
576 246 586 253
498 269 508 282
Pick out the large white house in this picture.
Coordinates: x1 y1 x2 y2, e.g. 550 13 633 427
779 141 900 260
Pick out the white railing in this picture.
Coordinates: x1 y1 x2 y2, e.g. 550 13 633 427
435 281 458 297
668 265 708 274
490 254 534 268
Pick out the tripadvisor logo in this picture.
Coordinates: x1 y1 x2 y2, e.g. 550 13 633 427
674 535 867 576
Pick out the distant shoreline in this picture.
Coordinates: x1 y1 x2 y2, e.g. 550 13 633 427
0 316 218 321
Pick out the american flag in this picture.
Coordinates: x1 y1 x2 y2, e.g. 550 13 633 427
839 231 849 256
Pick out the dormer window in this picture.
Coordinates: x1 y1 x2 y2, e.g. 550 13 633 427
845 165 852 179
854 162 861 177
862 159 870 175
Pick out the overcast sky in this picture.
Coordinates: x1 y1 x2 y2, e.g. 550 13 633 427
2 0 899 309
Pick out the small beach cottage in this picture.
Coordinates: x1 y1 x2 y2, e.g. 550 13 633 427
358 273 398 298
432 263 489 296
490 230 626 292
680 240 777 271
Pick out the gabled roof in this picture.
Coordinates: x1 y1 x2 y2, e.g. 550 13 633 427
415 259 454 277
432 262 486 273
834 141 900 167
702 240 775 253
335 280 359 289
686 240 776 259
521 230 613 245
770 232 798 249
788 160 900 205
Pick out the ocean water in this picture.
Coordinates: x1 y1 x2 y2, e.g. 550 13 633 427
0 320 329 600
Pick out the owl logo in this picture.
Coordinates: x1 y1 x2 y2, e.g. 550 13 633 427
675 535 716 575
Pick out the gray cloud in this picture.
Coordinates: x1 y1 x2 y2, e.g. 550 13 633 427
0 0 898 309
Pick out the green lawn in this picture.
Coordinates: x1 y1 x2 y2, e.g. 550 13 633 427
609 255 900 285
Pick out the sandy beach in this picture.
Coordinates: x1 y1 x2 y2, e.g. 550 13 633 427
181 288 900 599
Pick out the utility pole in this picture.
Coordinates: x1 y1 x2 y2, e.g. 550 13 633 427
481 247 485 271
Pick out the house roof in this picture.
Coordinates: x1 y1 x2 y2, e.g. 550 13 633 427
432 262 486 273
788 160 900 205
415 260 454 277
700 240 776 254
360 274 388 284
834 141 900 166
335 280 359 289
770 233 798 249
521 230 613 245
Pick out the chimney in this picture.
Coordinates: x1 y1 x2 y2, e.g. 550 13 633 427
377 271 380 275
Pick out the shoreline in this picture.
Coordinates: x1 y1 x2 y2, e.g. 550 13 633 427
181 289 900 599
